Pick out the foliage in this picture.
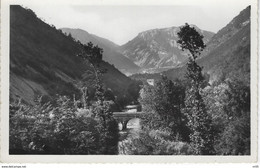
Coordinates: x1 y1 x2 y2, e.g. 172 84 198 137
177 23 205 60
10 95 119 155
126 80 142 104
177 23 214 155
77 42 103 68
77 42 119 154
98 118 119 154
215 114 250 155
10 96 100 154
203 78 250 155
78 42 109 124
203 83 229 134
139 75 188 141
119 127 193 155
104 89 115 101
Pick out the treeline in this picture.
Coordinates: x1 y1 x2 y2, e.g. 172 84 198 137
119 24 250 155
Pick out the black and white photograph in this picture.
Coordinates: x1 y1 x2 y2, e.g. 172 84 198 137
0 0 258 164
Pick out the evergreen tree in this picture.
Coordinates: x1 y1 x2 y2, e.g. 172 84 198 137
177 23 214 154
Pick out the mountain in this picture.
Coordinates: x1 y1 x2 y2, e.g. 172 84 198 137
201 6 250 58
10 5 137 104
161 6 250 85
120 26 215 73
60 28 140 75
198 6 250 85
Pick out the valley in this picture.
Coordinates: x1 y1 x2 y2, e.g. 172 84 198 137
8 5 251 156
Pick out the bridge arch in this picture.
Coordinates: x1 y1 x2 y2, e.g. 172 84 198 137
113 112 145 130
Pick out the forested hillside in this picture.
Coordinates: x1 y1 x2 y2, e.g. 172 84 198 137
10 5 139 105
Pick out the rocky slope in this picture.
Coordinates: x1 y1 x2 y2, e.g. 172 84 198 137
60 28 140 75
120 25 215 73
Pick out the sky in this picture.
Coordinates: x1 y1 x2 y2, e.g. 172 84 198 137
22 1 250 45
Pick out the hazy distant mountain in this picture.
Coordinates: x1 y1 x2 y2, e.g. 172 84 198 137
159 6 250 85
60 28 140 75
10 5 137 104
120 25 215 73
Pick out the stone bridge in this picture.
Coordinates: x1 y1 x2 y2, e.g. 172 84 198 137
113 111 145 130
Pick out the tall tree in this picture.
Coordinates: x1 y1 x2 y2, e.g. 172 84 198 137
177 23 214 154
77 42 112 126
77 42 119 154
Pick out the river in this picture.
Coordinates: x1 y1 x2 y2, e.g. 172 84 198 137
118 118 141 154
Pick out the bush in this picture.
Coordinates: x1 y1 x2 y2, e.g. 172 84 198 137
9 96 118 154
118 127 193 155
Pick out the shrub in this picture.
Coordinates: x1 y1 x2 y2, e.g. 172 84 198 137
118 127 193 155
9 96 118 154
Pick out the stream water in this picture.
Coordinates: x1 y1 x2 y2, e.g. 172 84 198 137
118 118 141 154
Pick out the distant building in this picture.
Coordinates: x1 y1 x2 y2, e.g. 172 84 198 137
124 105 142 112
147 79 154 86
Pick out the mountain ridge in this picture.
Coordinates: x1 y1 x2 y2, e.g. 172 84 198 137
119 25 215 73
60 28 140 75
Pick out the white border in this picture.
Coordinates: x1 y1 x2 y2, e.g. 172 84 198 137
1 0 258 163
